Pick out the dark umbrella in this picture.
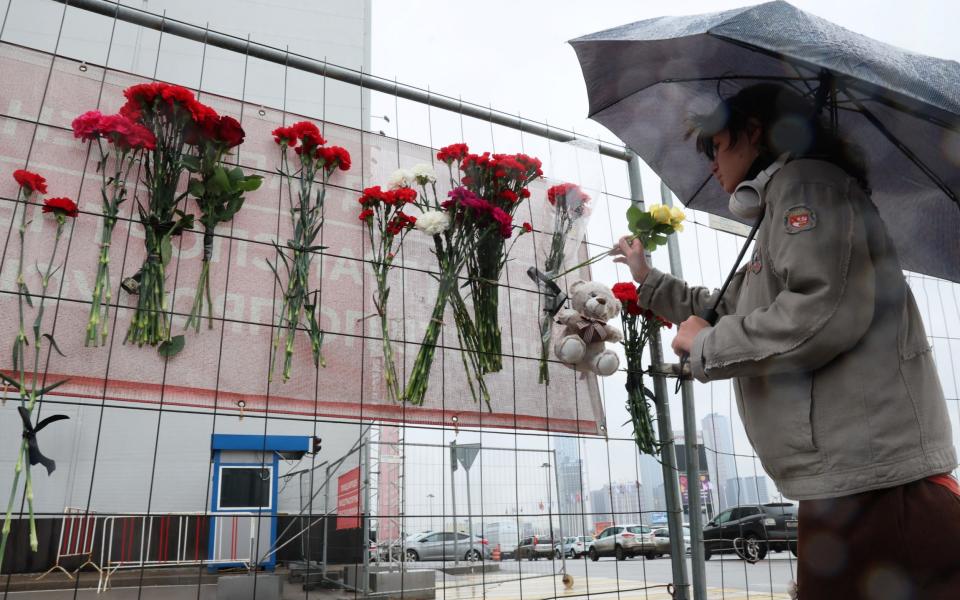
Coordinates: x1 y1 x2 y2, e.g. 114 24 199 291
570 0 960 283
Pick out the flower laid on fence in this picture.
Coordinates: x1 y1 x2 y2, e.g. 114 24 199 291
612 281 672 455
182 112 262 332
438 144 542 375
268 121 351 382
536 183 591 383
0 171 72 567
358 185 418 402
554 203 685 278
72 110 156 347
118 82 207 353
402 146 536 407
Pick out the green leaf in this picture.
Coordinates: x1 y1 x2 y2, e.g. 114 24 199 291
625 205 643 228
13 338 20 372
237 175 263 192
181 155 201 173
37 378 69 397
42 333 66 357
188 179 205 198
160 235 173 267
228 167 245 182
209 166 230 195
158 335 185 358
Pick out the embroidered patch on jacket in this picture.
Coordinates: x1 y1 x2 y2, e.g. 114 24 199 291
749 245 762 274
784 206 816 234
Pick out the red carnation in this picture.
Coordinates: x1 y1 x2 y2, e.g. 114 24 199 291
316 145 351 172
72 110 103 141
519 188 531 199
215 115 245 148
42 197 78 219
359 186 390 207
522 222 533 233
394 187 417 204
13 169 47 195
437 142 469 164
272 125 296 146
491 206 513 238
97 113 156 151
500 189 519 203
612 282 642 315
358 208 374 222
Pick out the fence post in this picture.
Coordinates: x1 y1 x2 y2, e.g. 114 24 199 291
627 152 690 600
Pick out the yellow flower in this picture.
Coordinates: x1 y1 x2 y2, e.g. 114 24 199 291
649 204 672 225
669 206 686 226
673 222 684 232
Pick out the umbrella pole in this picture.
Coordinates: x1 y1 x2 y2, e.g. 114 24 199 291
628 153 691 600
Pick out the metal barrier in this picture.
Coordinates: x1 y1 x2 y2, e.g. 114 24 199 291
97 513 219 592
36 507 101 581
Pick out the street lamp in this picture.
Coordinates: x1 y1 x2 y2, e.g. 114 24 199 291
541 462 553 542
426 493 435 532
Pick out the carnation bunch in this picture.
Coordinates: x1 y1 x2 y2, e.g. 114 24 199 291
0 171 73 568
536 183 592 383
358 184 418 401
182 111 262 332
438 144 542 375
71 110 156 347
118 82 209 353
267 121 350 382
612 281 672 455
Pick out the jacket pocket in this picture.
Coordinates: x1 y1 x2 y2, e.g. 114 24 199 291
739 371 820 478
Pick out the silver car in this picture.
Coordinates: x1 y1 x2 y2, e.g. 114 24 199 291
589 524 657 560
404 531 490 562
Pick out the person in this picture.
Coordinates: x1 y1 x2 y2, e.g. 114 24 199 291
611 84 960 599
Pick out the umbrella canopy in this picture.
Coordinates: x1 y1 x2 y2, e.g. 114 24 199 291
570 0 960 283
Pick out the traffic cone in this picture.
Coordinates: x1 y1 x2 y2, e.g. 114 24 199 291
492 544 501 561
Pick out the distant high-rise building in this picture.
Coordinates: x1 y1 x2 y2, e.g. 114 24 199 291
553 436 590 537
725 476 771 506
589 481 643 530
639 453 665 513
702 414 738 512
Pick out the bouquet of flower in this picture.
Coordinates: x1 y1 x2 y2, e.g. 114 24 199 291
536 183 591 383
358 184 418 402
0 171 73 567
612 282 672 455
554 203 685 279
118 82 209 353
402 146 534 407
71 110 156 347
182 112 262 332
268 121 350 382
456 150 542 374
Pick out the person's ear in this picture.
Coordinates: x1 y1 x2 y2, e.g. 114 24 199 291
746 118 763 147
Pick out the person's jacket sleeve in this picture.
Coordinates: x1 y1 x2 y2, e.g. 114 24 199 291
689 179 876 381
636 267 745 327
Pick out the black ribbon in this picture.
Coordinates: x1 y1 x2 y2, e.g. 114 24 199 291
18 407 69 476
526 267 568 317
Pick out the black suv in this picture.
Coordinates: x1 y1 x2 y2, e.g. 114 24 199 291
702 503 798 561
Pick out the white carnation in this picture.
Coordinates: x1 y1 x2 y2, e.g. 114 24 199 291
387 168 414 189
411 163 436 184
415 211 450 235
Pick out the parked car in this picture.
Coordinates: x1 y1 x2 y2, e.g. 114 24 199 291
554 536 592 558
702 503 798 561
516 536 555 560
589 524 658 561
404 531 491 562
582 535 595 554
651 525 691 556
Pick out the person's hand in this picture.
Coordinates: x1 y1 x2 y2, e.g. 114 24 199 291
671 316 709 358
610 235 651 284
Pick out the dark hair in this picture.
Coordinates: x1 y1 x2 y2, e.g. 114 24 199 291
689 83 870 192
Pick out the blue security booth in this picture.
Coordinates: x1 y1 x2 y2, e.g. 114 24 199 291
208 434 312 570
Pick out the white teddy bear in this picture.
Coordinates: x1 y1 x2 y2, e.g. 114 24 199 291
553 280 623 376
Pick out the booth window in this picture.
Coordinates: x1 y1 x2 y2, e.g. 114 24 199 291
218 466 272 510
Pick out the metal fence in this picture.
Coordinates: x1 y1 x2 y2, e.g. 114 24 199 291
0 1 957 600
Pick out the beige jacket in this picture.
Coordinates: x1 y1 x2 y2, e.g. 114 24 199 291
639 159 956 500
